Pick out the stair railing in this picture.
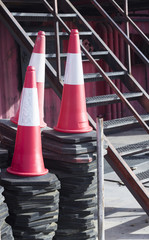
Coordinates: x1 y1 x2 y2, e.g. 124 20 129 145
109 0 149 74
53 0 61 82
109 0 149 43
91 0 149 66
42 0 71 86
124 0 131 74
41 0 149 133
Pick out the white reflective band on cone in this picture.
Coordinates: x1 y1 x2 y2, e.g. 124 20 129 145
64 53 84 85
18 88 40 126
29 53 45 83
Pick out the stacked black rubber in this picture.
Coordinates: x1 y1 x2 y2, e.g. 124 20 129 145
42 129 97 240
0 170 60 240
0 148 9 169
0 185 14 240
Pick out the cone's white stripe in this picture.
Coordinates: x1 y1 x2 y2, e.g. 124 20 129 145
29 53 45 83
18 88 40 126
64 53 84 85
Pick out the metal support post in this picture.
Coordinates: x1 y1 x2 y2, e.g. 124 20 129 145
124 0 132 74
53 0 61 81
96 118 105 240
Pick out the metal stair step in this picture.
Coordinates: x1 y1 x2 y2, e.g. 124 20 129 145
86 92 143 107
84 71 126 82
3 0 41 2
116 140 149 157
12 12 77 21
136 169 149 183
46 51 108 60
104 114 149 134
27 31 92 38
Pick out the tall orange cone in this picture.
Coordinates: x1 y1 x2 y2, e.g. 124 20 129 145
7 66 48 176
54 29 92 133
10 31 47 128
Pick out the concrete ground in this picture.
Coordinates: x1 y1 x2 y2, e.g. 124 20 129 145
98 127 149 240
103 178 149 240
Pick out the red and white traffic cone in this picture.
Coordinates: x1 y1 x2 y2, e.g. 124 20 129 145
54 29 92 133
10 31 47 128
7 66 48 176
29 31 46 128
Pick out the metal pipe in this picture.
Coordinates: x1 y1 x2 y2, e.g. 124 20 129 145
124 0 132 74
53 0 61 81
96 118 105 240
109 0 149 43
91 0 149 65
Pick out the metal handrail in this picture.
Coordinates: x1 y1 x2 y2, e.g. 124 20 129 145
53 0 61 81
91 0 149 66
41 0 149 132
109 0 149 44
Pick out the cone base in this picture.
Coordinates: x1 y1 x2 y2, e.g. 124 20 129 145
10 116 18 125
54 125 93 133
7 167 48 177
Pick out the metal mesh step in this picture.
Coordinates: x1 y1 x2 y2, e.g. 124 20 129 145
136 169 149 181
12 12 77 21
27 31 92 37
86 92 143 107
46 51 108 60
84 71 125 82
116 140 149 157
104 114 149 134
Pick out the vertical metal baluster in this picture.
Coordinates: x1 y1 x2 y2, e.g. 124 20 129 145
96 118 105 240
124 0 132 74
54 0 61 81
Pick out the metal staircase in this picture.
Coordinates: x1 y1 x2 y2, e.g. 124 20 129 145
0 0 149 214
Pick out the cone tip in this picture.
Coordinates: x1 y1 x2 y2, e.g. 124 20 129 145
24 66 36 88
27 66 35 72
33 31 45 54
71 29 79 35
38 31 45 36
68 29 80 53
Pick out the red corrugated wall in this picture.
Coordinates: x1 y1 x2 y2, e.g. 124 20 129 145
0 21 20 119
0 21 61 128
0 12 148 127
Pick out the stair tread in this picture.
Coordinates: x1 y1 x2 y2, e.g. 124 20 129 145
136 168 149 182
46 51 108 59
116 139 149 157
61 71 125 82
86 92 143 106
104 114 149 130
27 31 92 37
12 12 77 21
12 12 77 17
84 71 126 81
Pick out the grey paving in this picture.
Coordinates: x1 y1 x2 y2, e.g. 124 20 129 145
97 127 149 239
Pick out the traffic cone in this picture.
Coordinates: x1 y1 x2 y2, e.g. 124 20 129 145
54 29 92 133
10 104 20 125
10 31 47 128
7 66 48 176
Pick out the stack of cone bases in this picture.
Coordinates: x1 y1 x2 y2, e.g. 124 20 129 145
7 66 48 176
1 67 60 240
54 29 92 133
1 171 61 240
0 186 14 239
41 129 98 239
10 31 47 128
